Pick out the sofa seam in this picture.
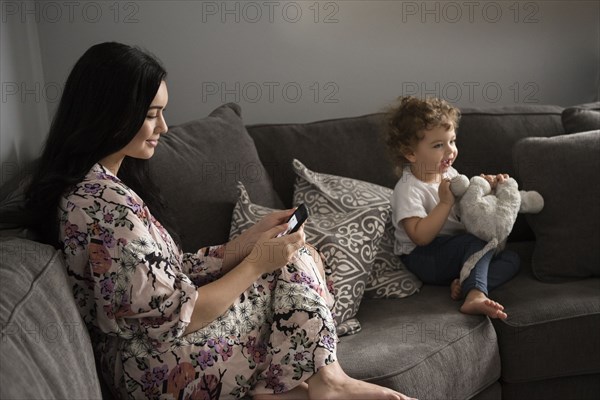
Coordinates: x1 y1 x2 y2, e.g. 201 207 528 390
465 378 502 400
1 249 63 332
500 368 600 384
364 317 496 382
499 310 600 328
246 113 382 129
246 111 563 130
459 111 563 117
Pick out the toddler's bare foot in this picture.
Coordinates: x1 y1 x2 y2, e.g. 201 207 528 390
254 382 308 400
460 289 507 319
450 279 462 300
308 362 417 400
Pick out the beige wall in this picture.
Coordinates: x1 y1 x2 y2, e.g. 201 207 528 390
1 0 599 182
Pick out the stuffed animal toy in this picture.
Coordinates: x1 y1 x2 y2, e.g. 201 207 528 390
449 174 544 284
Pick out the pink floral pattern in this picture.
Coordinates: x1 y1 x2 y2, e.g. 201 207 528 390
59 163 337 399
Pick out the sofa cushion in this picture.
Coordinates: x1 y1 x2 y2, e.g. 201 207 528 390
337 287 500 400
454 105 564 180
562 102 600 134
291 159 422 299
501 374 600 400
514 131 600 281
229 183 387 336
455 105 564 242
471 382 502 400
247 113 396 207
0 237 102 399
149 103 283 252
490 242 600 384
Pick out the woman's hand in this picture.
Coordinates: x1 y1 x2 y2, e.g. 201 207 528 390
480 173 509 190
252 209 296 236
184 224 305 335
222 209 297 271
245 224 306 274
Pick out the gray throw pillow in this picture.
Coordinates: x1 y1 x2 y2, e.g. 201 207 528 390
513 131 600 282
291 159 422 299
229 183 388 336
149 103 283 252
562 102 600 134
0 237 102 399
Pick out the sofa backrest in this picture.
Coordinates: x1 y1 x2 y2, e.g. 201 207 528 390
0 104 568 250
454 106 565 180
247 113 396 207
247 105 565 241
247 105 565 204
0 237 102 399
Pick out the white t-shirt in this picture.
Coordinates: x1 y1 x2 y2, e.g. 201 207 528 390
391 166 465 255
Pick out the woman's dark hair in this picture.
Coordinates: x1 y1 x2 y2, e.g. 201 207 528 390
24 41 178 247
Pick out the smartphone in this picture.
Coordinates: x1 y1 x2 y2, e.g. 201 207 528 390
277 204 309 237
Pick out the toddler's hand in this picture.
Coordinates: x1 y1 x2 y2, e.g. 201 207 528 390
480 173 509 189
439 178 455 206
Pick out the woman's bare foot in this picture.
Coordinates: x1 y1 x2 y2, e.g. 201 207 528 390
253 382 309 400
450 279 462 300
307 362 417 400
460 289 507 319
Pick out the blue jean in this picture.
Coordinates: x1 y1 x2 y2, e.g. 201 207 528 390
401 234 520 296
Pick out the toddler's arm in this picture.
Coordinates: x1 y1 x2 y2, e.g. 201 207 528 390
402 179 455 246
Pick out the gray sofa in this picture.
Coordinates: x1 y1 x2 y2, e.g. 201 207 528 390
1 102 599 399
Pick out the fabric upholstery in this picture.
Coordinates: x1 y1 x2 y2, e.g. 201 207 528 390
490 242 600 384
0 237 102 399
513 131 600 281
246 113 396 207
452 106 564 180
337 286 501 400
150 103 283 252
471 382 501 400
229 183 387 336
500 374 600 400
562 102 600 134
291 159 422 299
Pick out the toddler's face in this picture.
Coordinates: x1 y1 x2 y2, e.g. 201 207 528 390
406 125 458 181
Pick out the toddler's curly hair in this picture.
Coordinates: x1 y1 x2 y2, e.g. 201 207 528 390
383 96 460 176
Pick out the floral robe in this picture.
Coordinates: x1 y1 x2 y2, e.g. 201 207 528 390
59 163 337 399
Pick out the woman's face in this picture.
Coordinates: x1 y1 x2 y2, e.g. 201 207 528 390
121 80 169 160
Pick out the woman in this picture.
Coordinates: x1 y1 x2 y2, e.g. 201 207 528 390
26 42 414 400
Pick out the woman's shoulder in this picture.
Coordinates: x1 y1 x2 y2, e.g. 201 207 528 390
62 163 143 213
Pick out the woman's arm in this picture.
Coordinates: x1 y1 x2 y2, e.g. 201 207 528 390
183 225 305 334
181 209 297 285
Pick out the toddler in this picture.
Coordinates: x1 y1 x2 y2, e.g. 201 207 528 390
384 96 520 319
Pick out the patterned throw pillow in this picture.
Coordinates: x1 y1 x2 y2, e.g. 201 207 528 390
230 183 388 336
291 159 422 299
